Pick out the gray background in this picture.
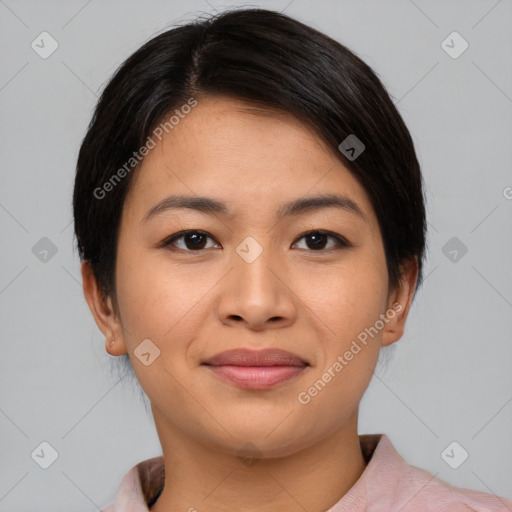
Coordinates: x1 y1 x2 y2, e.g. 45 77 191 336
1 0 511 510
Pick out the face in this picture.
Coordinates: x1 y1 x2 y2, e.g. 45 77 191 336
83 95 416 458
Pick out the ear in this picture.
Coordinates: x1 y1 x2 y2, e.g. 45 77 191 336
381 257 419 347
80 261 128 356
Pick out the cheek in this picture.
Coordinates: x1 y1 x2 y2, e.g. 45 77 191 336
295 269 386 433
296 253 387 405
115 245 194 339
114 254 205 411
304 252 389 342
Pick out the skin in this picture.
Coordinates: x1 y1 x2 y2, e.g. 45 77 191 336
81 95 418 511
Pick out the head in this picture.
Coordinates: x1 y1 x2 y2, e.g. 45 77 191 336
74 8 426 456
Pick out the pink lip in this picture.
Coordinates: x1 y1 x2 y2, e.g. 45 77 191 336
202 349 309 390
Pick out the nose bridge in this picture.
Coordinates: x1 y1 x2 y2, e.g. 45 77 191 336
215 233 296 328
233 233 280 297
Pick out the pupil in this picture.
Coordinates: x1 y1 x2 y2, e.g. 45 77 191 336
309 233 326 249
187 233 205 250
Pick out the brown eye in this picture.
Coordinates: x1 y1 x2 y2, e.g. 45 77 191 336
162 230 218 251
160 229 350 253
293 231 350 251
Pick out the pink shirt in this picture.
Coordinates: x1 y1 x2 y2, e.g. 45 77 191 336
101 433 512 511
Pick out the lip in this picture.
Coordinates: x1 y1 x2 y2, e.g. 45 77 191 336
202 349 309 390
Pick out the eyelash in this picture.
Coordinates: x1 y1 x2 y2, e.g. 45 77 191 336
159 229 352 253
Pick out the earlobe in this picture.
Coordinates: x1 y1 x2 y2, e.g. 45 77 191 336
381 258 419 347
80 261 128 356
105 329 128 356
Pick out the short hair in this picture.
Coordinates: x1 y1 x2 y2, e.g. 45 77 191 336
73 7 427 310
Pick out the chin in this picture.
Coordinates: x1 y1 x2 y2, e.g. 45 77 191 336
202 415 318 460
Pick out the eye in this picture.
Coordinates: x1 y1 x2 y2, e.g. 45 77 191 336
292 230 350 251
160 229 351 253
160 230 219 251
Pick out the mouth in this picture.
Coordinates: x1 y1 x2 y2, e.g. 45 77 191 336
201 348 310 390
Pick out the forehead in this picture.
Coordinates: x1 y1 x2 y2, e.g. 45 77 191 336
123 95 376 226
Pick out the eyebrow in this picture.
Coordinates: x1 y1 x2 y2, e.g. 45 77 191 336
142 193 367 224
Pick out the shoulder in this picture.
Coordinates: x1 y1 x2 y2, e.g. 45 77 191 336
341 434 512 512
100 456 164 511
396 463 512 511
379 438 512 512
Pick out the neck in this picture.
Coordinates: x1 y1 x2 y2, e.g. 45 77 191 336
150 411 367 512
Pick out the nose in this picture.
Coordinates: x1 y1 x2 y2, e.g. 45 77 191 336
215 241 297 331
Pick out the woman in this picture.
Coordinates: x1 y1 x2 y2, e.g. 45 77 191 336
73 7 512 511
